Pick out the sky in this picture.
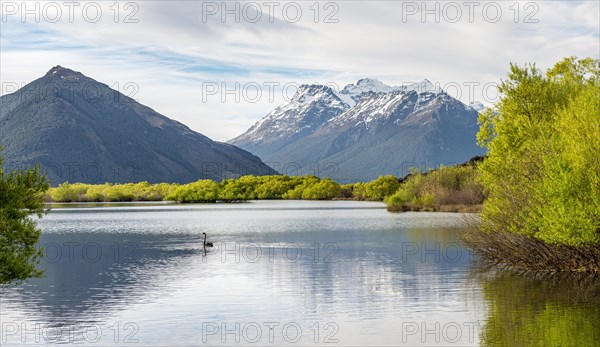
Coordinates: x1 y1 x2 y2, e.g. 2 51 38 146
1 0 599 141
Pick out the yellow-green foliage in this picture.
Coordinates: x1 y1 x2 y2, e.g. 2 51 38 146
44 161 488 208
480 272 600 346
385 164 484 210
167 180 219 202
48 181 180 202
254 176 305 199
218 176 261 200
298 178 341 200
349 182 367 200
161 175 341 202
49 182 89 202
47 175 348 203
281 176 317 199
364 175 400 200
46 167 485 206
477 57 600 246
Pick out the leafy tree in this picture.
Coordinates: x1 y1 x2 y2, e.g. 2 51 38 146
0 153 50 286
338 184 355 199
421 193 436 208
145 182 179 201
219 176 260 200
529 78 600 244
104 185 134 202
301 178 341 200
477 57 600 246
167 180 219 202
254 176 304 199
365 175 400 200
351 182 367 200
282 176 321 199
85 183 111 202
384 190 410 211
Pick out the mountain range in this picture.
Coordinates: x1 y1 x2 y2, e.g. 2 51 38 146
230 78 486 182
1 67 487 185
0 66 275 184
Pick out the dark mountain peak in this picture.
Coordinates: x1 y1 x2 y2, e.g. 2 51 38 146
356 78 379 85
0 68 276 184
46 65 66 73
44 65 83 79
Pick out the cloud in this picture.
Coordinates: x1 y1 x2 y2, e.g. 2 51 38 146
1 0 598 141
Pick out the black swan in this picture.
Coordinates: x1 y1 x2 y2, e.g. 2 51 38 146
202 232 214 248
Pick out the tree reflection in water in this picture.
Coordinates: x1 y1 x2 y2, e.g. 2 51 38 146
475 269 600 346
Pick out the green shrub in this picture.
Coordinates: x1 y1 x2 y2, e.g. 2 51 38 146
1 154 49 286
421 193 436 208
477 57 600 246
351 182 367 200
365 175 400 200
167 180 219 202
49 182 89 202
301 178 341 200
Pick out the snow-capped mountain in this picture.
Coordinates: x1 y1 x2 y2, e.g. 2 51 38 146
336 78 440 107
230 84 347 147
230 78 486 182
320 90 463 132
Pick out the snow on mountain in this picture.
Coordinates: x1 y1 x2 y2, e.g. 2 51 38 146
401 79 441 94
468 101 485 112
232 78 459 145
327 90 412 130
229 77 486 182
335 78 440 107
323 89 465 132
230 84 347 145
337 78 397 106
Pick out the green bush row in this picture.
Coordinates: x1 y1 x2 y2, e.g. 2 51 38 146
47 166 485 208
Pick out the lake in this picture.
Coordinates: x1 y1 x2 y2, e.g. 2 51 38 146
1 201 599 346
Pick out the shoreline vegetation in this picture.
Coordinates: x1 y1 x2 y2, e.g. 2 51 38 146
464 57 600 274
44 158 486 213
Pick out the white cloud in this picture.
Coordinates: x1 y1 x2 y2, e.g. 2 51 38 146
1 0 598 141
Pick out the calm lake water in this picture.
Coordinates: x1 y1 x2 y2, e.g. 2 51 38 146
1 201 599 346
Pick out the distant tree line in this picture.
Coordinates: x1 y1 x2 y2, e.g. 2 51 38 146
46 165 485 211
